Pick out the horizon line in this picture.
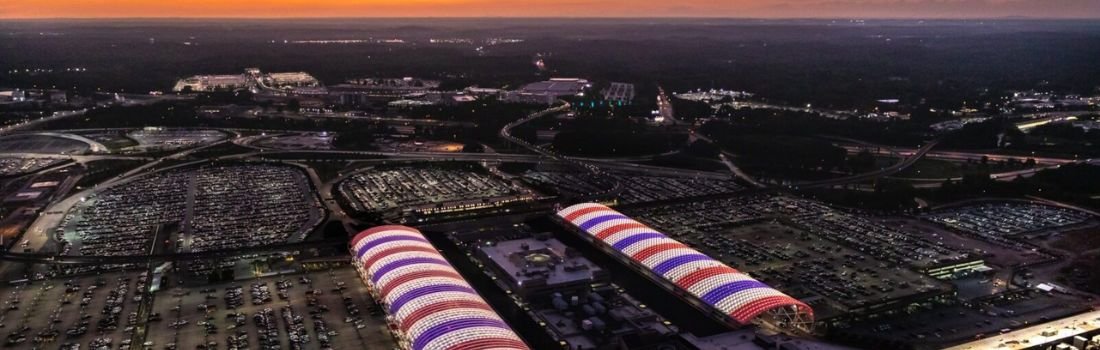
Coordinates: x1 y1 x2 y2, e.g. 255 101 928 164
2 15 1098 21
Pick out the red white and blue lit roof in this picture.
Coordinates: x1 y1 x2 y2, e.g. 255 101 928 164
556 203 813 325
351 225 529 350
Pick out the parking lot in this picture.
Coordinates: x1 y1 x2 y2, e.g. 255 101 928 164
148 266 393 350
613 174 742 204
0 157 65 176
923 202 1094 239
371 138 463 153
628 195 811 231
125 129 227 153
520 171 742 203
626 195 968 319
643 219 949 319
0 271 149 349
184 165 323 253
519 171 613 198
630 195 971 269
56 164 323 273
0 265 394 350
338 164 530 214
253 133 334 151
0 134 90 154
60 170 189 258
879 218 1053 268
793 208 972 269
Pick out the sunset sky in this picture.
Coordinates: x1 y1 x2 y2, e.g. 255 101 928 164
1 0 1099 19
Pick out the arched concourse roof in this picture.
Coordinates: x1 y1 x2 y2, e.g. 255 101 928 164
556 203 813 326
351 225 529 350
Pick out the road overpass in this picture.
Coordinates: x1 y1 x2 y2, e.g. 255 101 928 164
793 138 941 189
840 144 1078 165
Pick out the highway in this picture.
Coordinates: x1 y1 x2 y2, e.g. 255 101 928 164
3 121 735 268
656 86 678 125
793 138 941 189
231 143 731 180
840 145 1077 166
1 131 112 153
498 102 574 159
0 109 89 136
0 152 154 163
699 100 1092 188
719 152 768 188
692 126 940 189
0 94 193 136
691 132 768 187
733 101 853 120
18 109 1095 268
839 143 1100 183
253 111 478 127
1015 111 1087 131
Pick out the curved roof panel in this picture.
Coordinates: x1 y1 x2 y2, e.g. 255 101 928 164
556 203 813 326
352 225 529 350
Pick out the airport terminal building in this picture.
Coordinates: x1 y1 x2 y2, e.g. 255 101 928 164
555 203 815 332
350 225 530 350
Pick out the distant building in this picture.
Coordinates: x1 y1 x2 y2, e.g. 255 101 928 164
262 72 320 89
329 77 441 105
601 82 635 104
450 95 476 103
196 105 254 118
502 78 589 105
674 89 753 102
464 87 502 97
287 86 329 97
499 91 558 105
520 78 589 95
387 99 435 108
173 74 251 92
930 117 990 132
0 89 26 102
1010 90 1095 111
172 69 319 92
49 91 68 104
298 99 332 113
859 111 910 122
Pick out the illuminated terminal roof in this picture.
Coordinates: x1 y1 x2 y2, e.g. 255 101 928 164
351 225 529 350
556 203 813 329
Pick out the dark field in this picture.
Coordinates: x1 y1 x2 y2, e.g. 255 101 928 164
3 19 1100 109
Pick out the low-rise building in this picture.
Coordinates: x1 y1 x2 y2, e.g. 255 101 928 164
601 82 635 104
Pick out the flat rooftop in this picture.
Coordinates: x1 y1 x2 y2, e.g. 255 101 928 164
946 309 1100 350
520 79 588 95
683 330 859 350
479 237 605 291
